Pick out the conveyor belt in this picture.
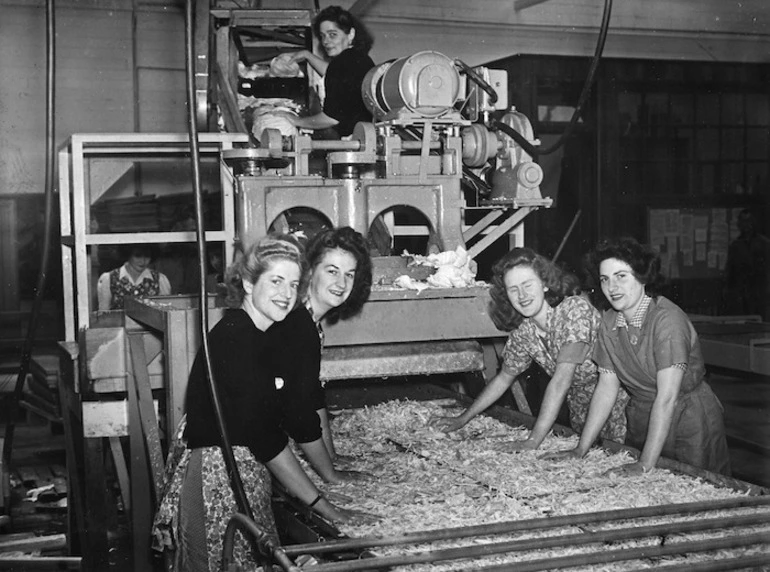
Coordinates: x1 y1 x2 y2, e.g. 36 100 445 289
273 386 770 571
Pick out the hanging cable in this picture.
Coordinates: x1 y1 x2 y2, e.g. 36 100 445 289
493 0 613 157
183 1 295 567
3 0 57 467
184 0 253 527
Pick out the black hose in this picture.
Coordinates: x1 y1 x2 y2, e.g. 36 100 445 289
455 59 499 105
3 0 56 467
184 2 297 568
184 0 258 549
493 0 613 157
222 514 301 572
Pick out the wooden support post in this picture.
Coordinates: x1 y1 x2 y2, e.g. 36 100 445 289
57 342 110 572
126 331 165 570
108 437 131 512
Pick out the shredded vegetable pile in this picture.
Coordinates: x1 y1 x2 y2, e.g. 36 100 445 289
292 399 770 571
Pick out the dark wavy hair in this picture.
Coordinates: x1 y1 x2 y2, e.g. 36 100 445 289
305 226 372 324
584 236 666 310
223 234 307 309
119 243 158 262
312 5 374 53
488 247 581 332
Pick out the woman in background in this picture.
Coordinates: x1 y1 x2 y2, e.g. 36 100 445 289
283 5 375 138
153 235 372 572
431 247 627 449
545 237 730 476
270 227 373 464
96 243 171 311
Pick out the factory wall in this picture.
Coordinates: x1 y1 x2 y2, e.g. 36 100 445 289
0 0 768 314
2 0 769 201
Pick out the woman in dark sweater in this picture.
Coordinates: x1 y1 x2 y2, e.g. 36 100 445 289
270 227 373 464
283 6 375 138
153 235 371 572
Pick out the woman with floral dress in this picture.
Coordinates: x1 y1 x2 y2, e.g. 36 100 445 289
152 235 372 572
431 247 627 449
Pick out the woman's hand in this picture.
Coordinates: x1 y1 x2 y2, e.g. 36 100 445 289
428 415 467 433
330 505 381 526
603 461 651 477
538 447 585 462
328 469 373 484
491 439 539 453
288 50 312 64
333 453 359 468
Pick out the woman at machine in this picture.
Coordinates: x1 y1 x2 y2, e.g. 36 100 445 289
431 247 628 450
269 226 373 463
281 5 375 138
153 235 373 571
96 243 171 311
545 237 731 476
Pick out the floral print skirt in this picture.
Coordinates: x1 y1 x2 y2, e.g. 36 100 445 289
568 382 629 443
153 424 278 572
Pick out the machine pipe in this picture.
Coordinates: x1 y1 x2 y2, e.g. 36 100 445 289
624 554 770 572
475 531 770 572
0 557 81 570
308 526 770 572
283 495 770 556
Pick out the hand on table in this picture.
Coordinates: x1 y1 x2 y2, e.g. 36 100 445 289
538 448 584 462
428 415 466 433
490 439 539 453
331 469 374 484
333 506 381 526
333 453 359 469
602 461 652 477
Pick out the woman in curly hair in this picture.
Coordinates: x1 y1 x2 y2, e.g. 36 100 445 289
153 235 373 572
269 227 373 463
431 247 628 450
546 237 730 476
279 5 375 138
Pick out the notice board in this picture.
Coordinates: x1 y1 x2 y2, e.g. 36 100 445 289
647 207 746 280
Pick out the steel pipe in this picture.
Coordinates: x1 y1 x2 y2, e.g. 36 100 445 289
283 495 770 556
304 513 770 572
476 531 770 572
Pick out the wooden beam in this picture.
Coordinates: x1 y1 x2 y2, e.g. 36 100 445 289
514 0 553 10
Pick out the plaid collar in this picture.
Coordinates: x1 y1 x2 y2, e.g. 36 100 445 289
614 295 652 329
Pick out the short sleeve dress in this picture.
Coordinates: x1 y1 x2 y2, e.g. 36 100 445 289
594 296 731 475
502 296 628 442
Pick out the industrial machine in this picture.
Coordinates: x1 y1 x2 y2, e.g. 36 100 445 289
53 4 769 571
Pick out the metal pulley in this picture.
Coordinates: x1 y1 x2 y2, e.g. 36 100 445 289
489 109 546 204
222 147 289 176
327 123 377 178
361 51 461 119
461 123 500 168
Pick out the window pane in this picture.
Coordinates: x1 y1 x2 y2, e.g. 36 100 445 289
746 128 769 161
721 128 744 160
720 94 744 125
696 94 719 126
746 94 769 125
696 129 719 161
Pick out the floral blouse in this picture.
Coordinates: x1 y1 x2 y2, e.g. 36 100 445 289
502 295 600 386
